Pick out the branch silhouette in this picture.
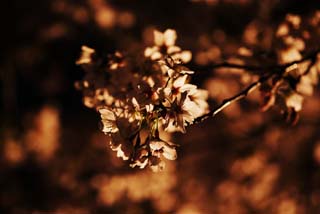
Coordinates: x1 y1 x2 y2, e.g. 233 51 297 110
193 48 320 124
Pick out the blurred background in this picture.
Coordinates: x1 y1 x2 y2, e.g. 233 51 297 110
1 0 320 213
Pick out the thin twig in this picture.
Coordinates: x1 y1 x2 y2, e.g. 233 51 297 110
192 48 320 124
197 49 320 73
193 76 265 124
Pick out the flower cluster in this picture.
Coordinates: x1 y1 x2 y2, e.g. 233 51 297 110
260 13 320 123
260 60 319 123
76 29 209 171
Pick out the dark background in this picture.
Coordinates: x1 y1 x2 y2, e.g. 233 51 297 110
1 0 320 213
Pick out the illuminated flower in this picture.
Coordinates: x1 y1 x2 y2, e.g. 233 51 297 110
160 61 194 78
95 89 114 105
111 144 129 160
77 28 209 171
149 140 177 160
187 88 209 117
163 75 197 99
163 93 197 133
109 131 135 161
144 29 192 63
285 93 304 112
154 29 177 47
99 108 118 134
130 148 149 169
76 45 95 65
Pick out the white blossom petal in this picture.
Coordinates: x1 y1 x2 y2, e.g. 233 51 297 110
162 145 177 160
179 50 192 63
132 97 140 109
111 144 129 160
180 84 197 93
286 93 304 111
167 46 181 54
163 29 177 46
151 51 162 60
154 30 164 46
99 108 116 121
173 75 188 88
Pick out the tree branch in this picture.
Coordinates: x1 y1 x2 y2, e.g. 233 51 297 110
192 48 320 124
197 49 319 72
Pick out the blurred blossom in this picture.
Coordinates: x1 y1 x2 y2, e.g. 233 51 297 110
198 34 211 48
95 7 116 28
53 206 89 214
212 29 226 44
195 46 221 65
118 11 136 28
3 138 25 165
195 33 224 65
24 105 60 162
243 21 260 45
228 112 264 136
314 142 320 165
51 1 89 24
242 165 279 209
310 10 320 26
243 21 273 48
216 180 241 200
230 151 267 179
277 23 290 37
90 0 116 28
238 47 253 57
91 162 177 212
88 0 135 29
278 48 302 64
205 78 239 100
40 23 68 40
72 6 89 23
276 198 299 214
176 204 202 214
283 36 305 51
286 14 301 29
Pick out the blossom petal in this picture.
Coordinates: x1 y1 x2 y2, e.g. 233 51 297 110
111 144 129 160
180 84 197 93
286 93 304 111
99 108 116 121
154 30 164 46
179 50 192 63
162 145 177 160
163 29 177 46
149 140 164 151
173 75 188 88
167 46 181 54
